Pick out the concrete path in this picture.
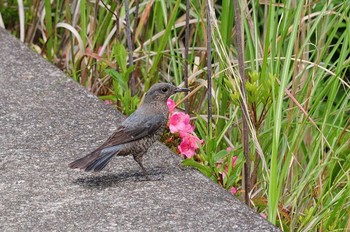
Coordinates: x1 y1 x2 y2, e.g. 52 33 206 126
0 28 279 231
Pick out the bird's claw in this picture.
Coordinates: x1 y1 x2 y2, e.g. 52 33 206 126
136 173 164 182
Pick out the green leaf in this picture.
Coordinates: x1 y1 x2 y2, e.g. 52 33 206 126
213 150 229 163
105 69 127 90
113 42 128 72
182 158 212 178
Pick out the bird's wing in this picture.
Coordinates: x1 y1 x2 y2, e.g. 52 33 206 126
95 114 165 149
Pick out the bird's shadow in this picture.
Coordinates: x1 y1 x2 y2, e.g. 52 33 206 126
72 166 179 189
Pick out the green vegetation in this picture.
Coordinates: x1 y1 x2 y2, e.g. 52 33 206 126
2 0 349 230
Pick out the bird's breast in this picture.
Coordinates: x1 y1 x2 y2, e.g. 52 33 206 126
119 124 166 155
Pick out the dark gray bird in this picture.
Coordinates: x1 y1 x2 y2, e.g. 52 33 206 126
69 83 189 177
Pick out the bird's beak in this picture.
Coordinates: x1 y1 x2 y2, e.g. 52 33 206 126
175 87 190 93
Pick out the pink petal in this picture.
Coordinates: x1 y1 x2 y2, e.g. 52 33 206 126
226 147 232 152
230 187 237 195
224 166 228 175
103 100 113 105
169 112 193 134
221 171 227 180
180 132 203 148
232 156 238 167
178 140 196 158
178 133 203 158
167 98 176 112
218 163 227 179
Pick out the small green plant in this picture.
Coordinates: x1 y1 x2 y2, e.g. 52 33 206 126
101 42 139 115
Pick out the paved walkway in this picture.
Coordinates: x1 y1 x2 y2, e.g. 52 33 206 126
0 28 279 231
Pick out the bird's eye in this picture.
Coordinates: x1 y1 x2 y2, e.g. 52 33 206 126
161 87 168 93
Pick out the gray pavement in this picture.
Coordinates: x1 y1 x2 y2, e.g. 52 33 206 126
0 28 279 231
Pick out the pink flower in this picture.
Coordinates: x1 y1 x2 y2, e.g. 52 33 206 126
218 156 238 180
226 147 232 152
169 112 194 134
232 156 237 167
230 187 237 195
221 171 227 180
166 99 202 158
167 98 176 112
104 100 113 105
217 163 227 179
178 133 203 158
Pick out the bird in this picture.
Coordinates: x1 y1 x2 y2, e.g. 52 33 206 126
68 83 189 178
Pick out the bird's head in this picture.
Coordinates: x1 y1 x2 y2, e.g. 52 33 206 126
143 83 189 103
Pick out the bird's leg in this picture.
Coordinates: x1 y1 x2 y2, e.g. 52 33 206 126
133 152 163 181
133 152 149 178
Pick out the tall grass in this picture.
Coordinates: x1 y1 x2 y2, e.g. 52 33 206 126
1 0 349 231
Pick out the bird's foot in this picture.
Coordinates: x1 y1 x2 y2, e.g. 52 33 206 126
136 173 164 182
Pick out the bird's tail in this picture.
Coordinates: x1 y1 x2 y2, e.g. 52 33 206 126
68 146 120 172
